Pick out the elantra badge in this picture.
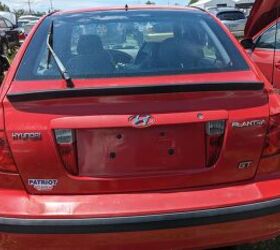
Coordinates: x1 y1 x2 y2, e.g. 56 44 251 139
129 114 155 128
232 120 266 128
28 179 58 191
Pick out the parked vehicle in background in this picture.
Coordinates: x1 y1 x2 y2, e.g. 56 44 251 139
241 0 280 88
0 15 19 55
17 16 40 44
1 5 280 249
22 20 37 36
16 19 37 44
0 11 17 26
209 7 246 38
16 20 28 45
18 15 40 22
17 19 31 28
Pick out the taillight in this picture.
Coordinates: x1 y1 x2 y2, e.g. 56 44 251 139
18 31 26 40
262 114 280 157
205 120 225 167
0 131 17 173
54 129 78 175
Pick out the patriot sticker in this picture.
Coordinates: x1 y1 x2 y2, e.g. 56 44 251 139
28 179 58 191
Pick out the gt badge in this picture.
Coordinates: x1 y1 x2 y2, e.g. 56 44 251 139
238 161 253 169
28 179 58 191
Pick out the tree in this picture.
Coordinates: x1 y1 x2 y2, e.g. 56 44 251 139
188 0 199 5
0 2 10 12
33 10 47 16
14 8 46 17
146 1 155 5
14 9 25 18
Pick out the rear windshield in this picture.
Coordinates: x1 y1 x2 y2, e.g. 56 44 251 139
16 10 248 80
217 11 246 21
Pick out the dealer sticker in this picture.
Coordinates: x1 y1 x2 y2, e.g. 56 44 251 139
28 179 58 191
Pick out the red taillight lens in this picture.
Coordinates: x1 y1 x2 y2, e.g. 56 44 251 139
205 120 225 167
17 29 27 40
54 129 78 175
18 32 25 40
0 131 17 173
262 115 280 157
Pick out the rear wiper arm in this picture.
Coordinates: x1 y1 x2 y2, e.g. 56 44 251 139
47 21 74 88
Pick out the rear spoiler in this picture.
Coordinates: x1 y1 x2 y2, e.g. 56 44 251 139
7 82 264 102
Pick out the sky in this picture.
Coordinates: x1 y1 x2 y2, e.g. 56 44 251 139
2 0 190 12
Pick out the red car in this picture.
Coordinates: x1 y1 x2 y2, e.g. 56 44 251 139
0 5 280 249
243 0 280 88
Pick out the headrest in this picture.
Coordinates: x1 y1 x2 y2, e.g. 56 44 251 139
158 37 203 68
77 35 104 55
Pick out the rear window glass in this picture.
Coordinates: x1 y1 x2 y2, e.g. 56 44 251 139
217 11 246 21
16 10 248 80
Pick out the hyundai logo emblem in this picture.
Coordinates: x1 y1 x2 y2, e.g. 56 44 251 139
129 115 155 128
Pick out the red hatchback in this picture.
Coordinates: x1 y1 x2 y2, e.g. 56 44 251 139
0 5 280 249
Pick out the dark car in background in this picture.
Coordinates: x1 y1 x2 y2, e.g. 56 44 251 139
209 7 247 38
0 15 19 55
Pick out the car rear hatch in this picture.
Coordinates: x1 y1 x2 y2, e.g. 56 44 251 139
3 71 269 194
245 0 280 38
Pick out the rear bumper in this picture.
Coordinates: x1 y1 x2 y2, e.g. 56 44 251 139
3 214 280 250
2 197 280 234
3 175 280 248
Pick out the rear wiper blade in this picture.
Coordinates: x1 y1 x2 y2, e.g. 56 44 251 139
47 21 74 88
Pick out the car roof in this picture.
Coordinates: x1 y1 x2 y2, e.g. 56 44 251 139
19 15 39 19
52 5 204 16
18 19 30 22
0 16 12 22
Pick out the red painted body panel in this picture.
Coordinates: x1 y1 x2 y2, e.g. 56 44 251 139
0 177 279 219
3 78 269 194
250 49 275 84
0 6 280 249
1 177 280 248
1 8 269 194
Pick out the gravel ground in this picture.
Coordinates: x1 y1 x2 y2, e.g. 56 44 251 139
236 238 280 249
209 238 280 249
